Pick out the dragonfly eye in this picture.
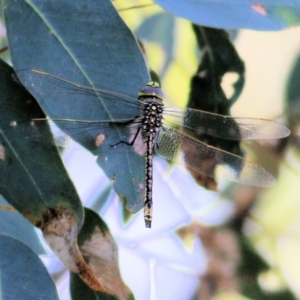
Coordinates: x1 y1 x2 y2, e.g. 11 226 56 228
138 81 164 101
147 81 160 88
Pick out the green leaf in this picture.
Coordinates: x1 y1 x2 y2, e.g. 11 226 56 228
185 26 245 188
155 0 300 30
189 25 245 111
286 53 300 127
135 12 176 78
71 208 134 300
0 58 83 226
238 236 295 299
0 195 45 255
71 274 120 300
0 58 110 291
0 58 119 292
4 0 150 213
0 235 59 300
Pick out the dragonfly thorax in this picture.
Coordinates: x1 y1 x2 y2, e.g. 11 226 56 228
141 99 164 138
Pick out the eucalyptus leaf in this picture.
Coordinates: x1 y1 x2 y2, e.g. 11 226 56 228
0 195 45 255
71 208 134 300
0 235 59 300
0 58 83 226
155 0 300 30
190 25 245 111
0 58 104 289
286 53 300 128
4 0 150 213
185 26 245 189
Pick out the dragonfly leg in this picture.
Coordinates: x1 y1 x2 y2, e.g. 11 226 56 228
110 126 141 147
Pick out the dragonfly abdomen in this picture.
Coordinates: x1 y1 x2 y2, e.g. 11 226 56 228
144 137 154 228
140 96 164 228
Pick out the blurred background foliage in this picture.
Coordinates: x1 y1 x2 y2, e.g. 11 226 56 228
1 0 300 299
114 2 300 298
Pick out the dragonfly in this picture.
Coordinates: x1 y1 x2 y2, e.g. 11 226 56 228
15 70 290 228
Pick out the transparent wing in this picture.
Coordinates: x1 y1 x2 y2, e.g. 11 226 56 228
163 107 290 140
13 118 146 155
156 126 276 187
17 70 144 120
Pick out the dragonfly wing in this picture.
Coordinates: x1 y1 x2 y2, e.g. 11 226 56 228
16 70 143 121
15 71 148 214
163 107 290 140
14 118 147 155
156 127 276 187
13 119 73 147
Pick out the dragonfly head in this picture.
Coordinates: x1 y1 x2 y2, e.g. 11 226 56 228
138 81 164 101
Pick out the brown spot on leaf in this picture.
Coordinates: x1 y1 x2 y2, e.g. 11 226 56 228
0 204 16 212
10 120 17 127
74 254 111 293
38 207 113 295
0 144 5 160
37 207 75 235
24 210 31 217
79 226 132 299
95 133 106 147
251 3 267 15
111 174 116 183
